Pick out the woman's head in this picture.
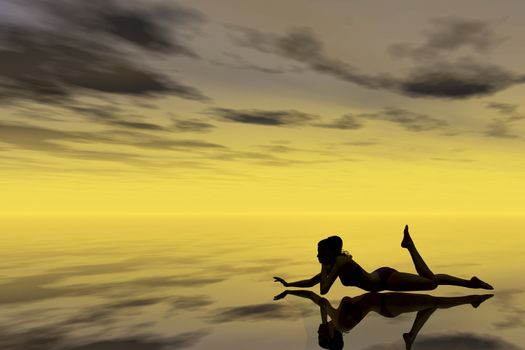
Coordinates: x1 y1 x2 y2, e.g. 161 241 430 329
318 322 344 350
317 236 343 265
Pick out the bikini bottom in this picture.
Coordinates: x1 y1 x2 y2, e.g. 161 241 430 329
374 267 397 288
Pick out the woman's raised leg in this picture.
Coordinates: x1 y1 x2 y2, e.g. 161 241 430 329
401 225 435 279
401 225 493 290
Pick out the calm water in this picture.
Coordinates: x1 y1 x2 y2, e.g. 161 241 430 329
0 214 523 350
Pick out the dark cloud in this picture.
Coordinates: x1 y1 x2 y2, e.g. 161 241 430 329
36 0 205 55
388 18 515 98
363 333 521 350
207 107 318 126
232 25 523 99
357 107 448 131
389 17 503 60
0 1 209 106
399 60 517 99
314 114 363 130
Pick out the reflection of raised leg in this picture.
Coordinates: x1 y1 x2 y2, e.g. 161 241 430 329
403 307 436 350
399 293 493 350
401 225 435 279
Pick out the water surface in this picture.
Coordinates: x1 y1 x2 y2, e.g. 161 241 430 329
0 214 523 349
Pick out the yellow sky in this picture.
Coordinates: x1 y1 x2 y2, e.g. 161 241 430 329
1 1 524 214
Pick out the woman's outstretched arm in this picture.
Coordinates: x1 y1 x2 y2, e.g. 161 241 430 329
274 289 325 304
274 273 321 288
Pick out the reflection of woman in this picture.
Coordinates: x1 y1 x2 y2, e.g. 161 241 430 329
274 290 493 350
274 225 493 294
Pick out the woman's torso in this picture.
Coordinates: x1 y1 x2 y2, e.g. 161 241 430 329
338 257 378 291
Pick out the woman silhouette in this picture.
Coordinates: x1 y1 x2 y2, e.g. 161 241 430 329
274 225 493 294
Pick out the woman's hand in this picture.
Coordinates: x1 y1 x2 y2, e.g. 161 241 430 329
273 291 288 300
273 276 289 287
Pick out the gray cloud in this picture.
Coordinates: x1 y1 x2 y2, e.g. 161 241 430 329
210 51 305 75
0 325 209 350
491 289 525 330
66 104 169 131
206 106 447 134
67 103 216 133
62 295 214 326
62 297 163 326
0 256 225 304
357 107 449 131
389 17 503 60
110 120 167 131
363 333 521 350
430 158 476 163
137 139 226 150
342 141 378 146
0 0 209 106
209 303 312 323
170 295 215 312
207 107 318 126
68 333 209 350
0 121 228 167
173 119 216 133
314 114 363 130
484 120 520 139
257 145 296 153
0 260 143 304
232 24 523 99
407 333 522 350
0 122 146 163
231 26 395 89
484 102 524 138
486 102 519 116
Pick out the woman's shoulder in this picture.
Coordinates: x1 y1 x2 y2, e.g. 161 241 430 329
336 254 353 265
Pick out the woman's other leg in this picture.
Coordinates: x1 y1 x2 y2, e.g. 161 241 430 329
385 271 438 292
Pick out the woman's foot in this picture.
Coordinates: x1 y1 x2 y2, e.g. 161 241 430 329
401 225 413 248
470 276 494 290
470 294 494 308
403 332 415 350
